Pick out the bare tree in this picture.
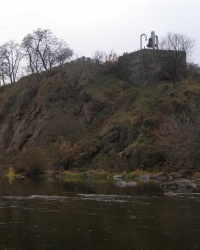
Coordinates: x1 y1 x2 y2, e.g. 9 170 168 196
21 33 42 74
0 61 7 85
0 40 23 84
56 46 74 65
93 50 105 64
105 50 118 63
21 28 73 74
160 32 195 53
159 32 195 84
105 50 118 72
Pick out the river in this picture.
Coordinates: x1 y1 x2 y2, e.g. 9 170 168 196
0 177 200 250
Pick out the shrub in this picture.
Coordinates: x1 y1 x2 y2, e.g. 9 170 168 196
7 167 16 183
15 147 50 176
155 108 200 169
53 140 80 170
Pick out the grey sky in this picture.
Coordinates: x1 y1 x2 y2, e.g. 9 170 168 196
0 0 200 64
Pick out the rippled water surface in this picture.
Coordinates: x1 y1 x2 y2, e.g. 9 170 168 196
0 178 200 250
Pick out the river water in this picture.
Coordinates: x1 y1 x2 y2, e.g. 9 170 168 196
0 177 200 250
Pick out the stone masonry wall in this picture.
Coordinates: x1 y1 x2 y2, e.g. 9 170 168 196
118 49 186 85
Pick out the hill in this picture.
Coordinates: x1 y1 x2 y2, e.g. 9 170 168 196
1 62 200 175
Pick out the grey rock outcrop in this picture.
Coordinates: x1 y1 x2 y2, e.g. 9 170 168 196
162 179 197 193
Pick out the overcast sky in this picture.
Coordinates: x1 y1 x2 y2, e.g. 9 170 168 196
0 0 200 64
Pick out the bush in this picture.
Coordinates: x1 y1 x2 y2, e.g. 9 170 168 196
53 140 80 170
186 63 200 81
155 108 200 169
15 147 50 176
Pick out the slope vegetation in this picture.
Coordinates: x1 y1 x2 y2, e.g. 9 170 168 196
1 62 200 174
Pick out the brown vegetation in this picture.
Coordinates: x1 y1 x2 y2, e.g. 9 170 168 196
155 103 200 169
14 147 51 176
0 59 200 174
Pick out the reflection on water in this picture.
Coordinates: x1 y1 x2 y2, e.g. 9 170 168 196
0 178 200 250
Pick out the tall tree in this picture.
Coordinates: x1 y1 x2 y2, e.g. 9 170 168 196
0 40 23 84
159 32 195 84
160 32 195 52
21 28 73 74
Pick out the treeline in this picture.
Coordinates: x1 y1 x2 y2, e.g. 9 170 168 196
0 28 73 85
1 29 199 86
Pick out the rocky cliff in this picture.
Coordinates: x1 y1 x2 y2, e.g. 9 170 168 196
1 61 200 174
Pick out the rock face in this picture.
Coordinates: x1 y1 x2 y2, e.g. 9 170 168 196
97 126 162 170
99 126 115 138
113 134 162 171
0 56 161 172
99 126 119 153
1 104 49 153
80 103 94 125
2 60 196 172
0 64 102 155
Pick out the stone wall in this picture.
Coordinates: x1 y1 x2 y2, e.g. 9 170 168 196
118 49 186 85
